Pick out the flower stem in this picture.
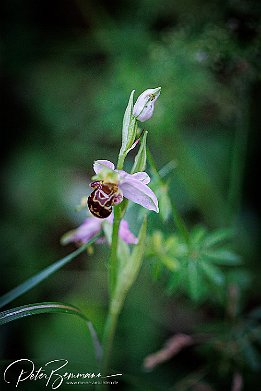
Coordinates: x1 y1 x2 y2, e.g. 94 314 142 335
108 205 121 295
103 114 138 372
117 153 125 171
102 303 120 373
103 200 122 378
108 148 129 295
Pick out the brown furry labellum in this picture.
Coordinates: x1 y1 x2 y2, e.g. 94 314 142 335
87 181 122 219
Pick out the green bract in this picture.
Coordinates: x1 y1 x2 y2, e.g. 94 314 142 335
118 90 137 166
131 131 148 174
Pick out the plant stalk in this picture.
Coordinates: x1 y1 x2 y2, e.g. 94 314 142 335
103 154 126 373
102 303 120 373
108 205 121 295
103 115 139 373
117 153 125 171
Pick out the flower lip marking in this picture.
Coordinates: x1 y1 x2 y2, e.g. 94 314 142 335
88 181 122 219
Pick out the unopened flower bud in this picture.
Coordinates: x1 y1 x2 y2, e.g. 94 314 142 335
133 87 161 122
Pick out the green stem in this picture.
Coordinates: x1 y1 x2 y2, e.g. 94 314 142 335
102 304 120 373
117 153 125 171
108 145 129 295
103 153 126 372
147 148 190 244
103 115 138 373
108 205 121 295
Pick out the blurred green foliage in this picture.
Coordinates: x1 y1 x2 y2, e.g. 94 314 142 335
147 227 242 301
1 0 260 389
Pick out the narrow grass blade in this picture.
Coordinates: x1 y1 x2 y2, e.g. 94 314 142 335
0 301 103 363
0 234 100 309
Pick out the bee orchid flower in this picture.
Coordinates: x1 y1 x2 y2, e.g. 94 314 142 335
88 159 159 218
61 214 138 246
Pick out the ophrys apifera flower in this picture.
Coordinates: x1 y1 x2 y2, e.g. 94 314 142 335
87 159 159 218
61 213 138 245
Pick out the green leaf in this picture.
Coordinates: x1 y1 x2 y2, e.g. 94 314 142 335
151 230 164 253
187 260 202 301
119 90 136 156
112 216 147 313
131 131 148 173
150 257 163 281
0 301 102 363
158 160 176 178
200 261 224 286
203 228 234 248
241 339 261 370
0 235 100 309
166 270 182 294
190 226 207 247
204 249 241 265
158 184 172 222
160 254 179 272
0 301 87 325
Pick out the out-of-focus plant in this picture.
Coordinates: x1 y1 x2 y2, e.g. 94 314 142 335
142 301 261 389
197 307 261 375
147 226 241 302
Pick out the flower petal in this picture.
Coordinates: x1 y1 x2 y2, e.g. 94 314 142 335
131 172 150 184
133 87 161 122
119 220 138 244
119 177 159 213
61 218 102 245
117 170 150 185
93 160 115 174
